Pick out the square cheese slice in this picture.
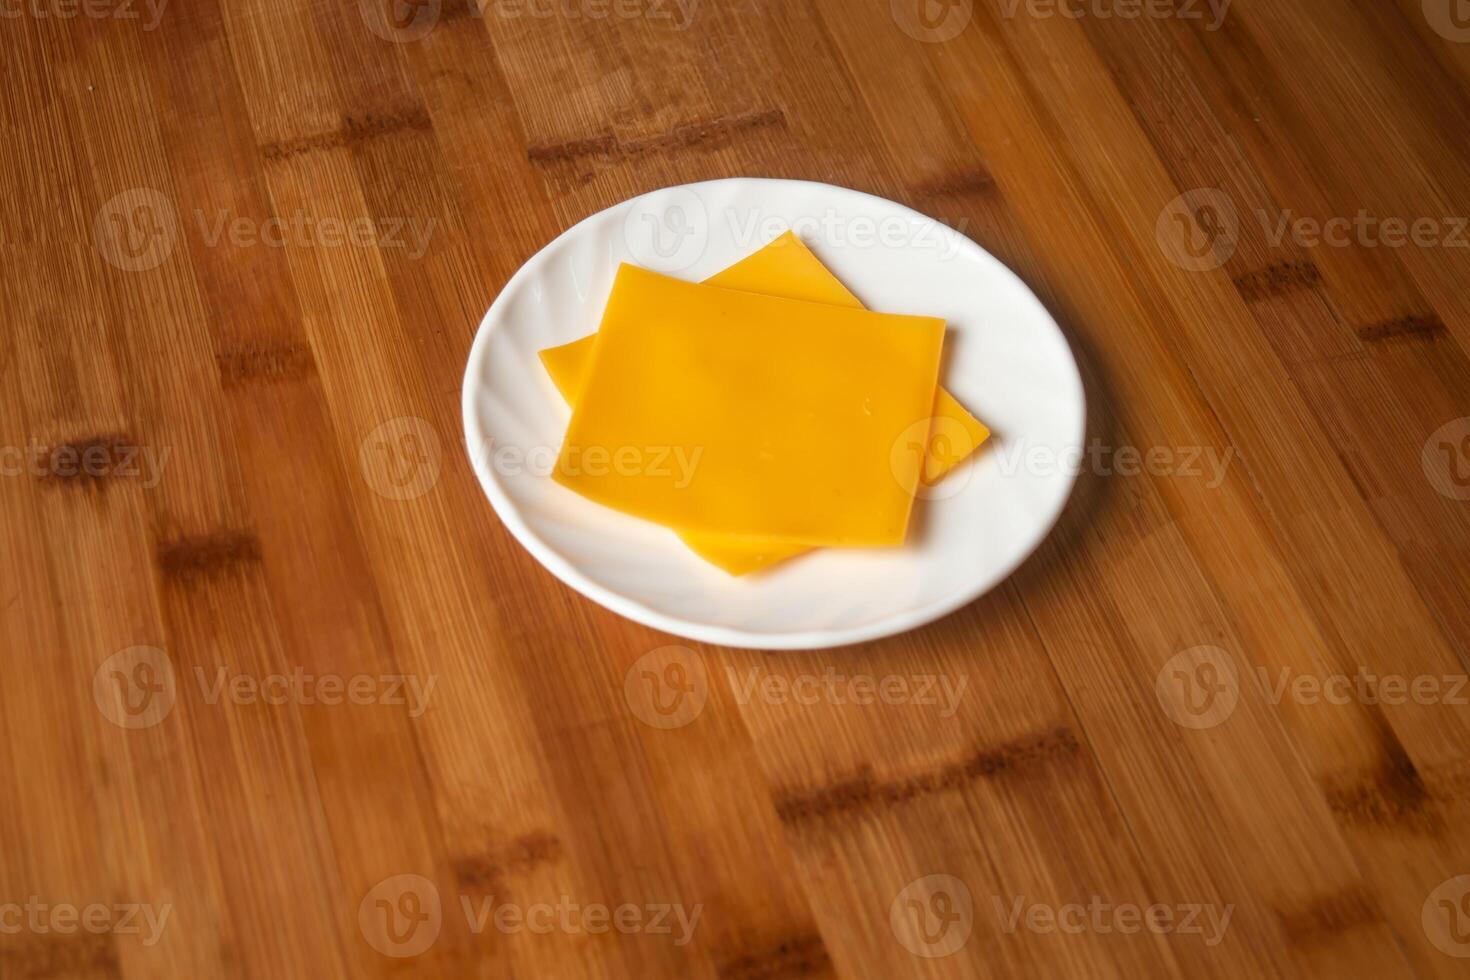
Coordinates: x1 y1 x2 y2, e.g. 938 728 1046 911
538 232 863 401
553 264 946 546
540 233 991 573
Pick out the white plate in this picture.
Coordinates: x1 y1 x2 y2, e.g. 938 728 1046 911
462 178 1084 650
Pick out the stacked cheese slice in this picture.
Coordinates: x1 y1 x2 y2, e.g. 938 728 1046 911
540 232 990 575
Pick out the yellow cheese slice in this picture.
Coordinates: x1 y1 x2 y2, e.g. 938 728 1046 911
709 228 865 305
539 233 990 574
538 232 862 401
922 388 992 486
553 264 946 546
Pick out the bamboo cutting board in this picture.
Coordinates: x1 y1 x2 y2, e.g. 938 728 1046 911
3 0 1470 977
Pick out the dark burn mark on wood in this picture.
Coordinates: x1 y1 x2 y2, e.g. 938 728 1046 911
437 0 481 23
261 107 433 162
719 935 831 980
911 167 995 199
216 343 315 387
36 433 134 486
0 930 119 978
342 107 433 142
777 770 879 824
774 727 1081 824
1232 260 1322 302
528 133 618 165
1325 747 1440 834
1355 313 1446 344
452 856 497 891
527 109 786 167
453 831 563 890
157 530 263 582
1277 888 1382 942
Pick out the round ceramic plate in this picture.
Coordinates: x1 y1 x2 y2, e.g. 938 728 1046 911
462 178 1085 650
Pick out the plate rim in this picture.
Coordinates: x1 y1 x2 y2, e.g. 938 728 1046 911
461 177 1085 650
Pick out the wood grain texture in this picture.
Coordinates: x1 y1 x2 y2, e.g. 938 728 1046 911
2 0 1469 977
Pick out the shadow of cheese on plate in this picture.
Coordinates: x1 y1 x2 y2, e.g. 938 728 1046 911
539 232 991 575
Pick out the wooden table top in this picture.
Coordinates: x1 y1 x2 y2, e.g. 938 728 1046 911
5 0 1470 977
